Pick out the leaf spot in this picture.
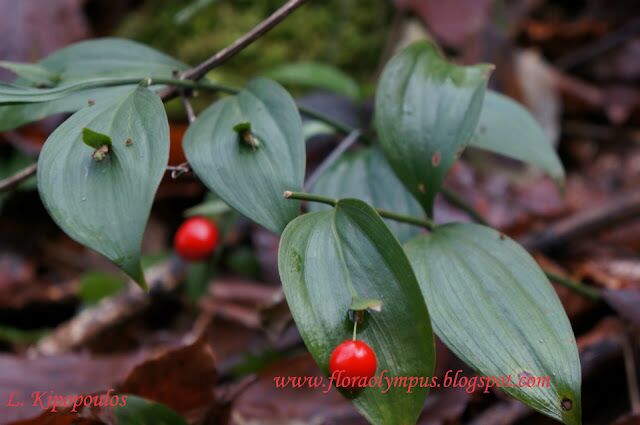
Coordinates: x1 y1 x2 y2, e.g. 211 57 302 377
561 398 573 411
431 152 441 166
87 99 95 106
125 138 134 147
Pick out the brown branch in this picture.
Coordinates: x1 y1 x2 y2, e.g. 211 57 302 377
556 17 640 70
0 162 37 192
622 330 640 414
520 190 640 251
159 0 309 100
30 258 187 356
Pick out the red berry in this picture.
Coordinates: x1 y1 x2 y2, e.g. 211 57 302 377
174 217 219 261
329 340 377 388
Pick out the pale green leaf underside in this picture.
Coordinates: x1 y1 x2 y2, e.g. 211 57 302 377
0 61 59 86
472 90 565 184
184 78 305 235
0 38 187 131
405 223 581 425
309 146 424 242
266 61 360 99
37 86 170 288
279 199 435 425
375 40 492 216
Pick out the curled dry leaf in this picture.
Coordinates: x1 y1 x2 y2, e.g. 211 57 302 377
121 337 217 414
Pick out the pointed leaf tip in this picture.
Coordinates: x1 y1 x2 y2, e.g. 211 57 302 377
405 223 581 424
38 86 169 288
375 40 492 216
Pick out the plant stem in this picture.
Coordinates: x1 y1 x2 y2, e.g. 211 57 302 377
622 329 640 414
304 130 361 190
0 162 37 192
283 191 337 206
440 187 489 225
284 191 434 229
352 319 357 341
544 271 601 300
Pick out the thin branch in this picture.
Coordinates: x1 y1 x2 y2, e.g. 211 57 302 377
521 190 640 251
181 94 197 124
31 258 187 355
622 330 640 414
0 162 37 192
304 130 361 190
159 0 309 100
556 17 640 70
184 0 308 80
544 271 601 301
440 187 489 225
283 190 435 229
167 163 191 179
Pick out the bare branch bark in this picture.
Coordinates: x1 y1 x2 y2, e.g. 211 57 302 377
159 0 309 100
0 162 37 192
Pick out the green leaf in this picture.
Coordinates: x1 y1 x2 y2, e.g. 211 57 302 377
374 41 492 216
0 85 136 132
184 198 232 217
278 199 435 425
184 78 305 234
266 61 360 99
82 127 112 149
35 37 186 82
0 38 187 131
113 395 188 425
472 90 565 184
0 77 165 105
37 86 170 288
309 146 424 242
0 61 59 86
405 223 581 425
186 261 215 301
350 296 382 312
78 272 125 304
175 0 219 24
0 325 50 344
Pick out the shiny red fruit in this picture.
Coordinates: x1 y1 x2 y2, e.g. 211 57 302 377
174 217 219 261
329 340 377 387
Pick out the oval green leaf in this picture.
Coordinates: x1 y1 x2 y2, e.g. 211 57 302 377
37 86 170 288
266 61 360 99
471 90 565 185
309 146 424 242
279 198 435 425
184 78 305 235
405 223 581 425
374 41 492 216
0 38 187 131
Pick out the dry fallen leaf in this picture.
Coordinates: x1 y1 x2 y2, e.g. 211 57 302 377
121 337 217 414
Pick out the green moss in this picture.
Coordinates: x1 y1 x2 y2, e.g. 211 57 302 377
115 0 392 88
